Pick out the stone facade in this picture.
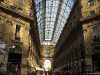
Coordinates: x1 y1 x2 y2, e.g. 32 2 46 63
81 0 100 73
0 0 40 75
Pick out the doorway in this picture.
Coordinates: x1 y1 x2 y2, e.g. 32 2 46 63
7 45 22 75
92 54 100 72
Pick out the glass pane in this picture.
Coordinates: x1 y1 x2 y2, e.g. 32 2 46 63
34 0 75 44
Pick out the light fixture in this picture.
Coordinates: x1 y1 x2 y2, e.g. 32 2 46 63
12 45 15 48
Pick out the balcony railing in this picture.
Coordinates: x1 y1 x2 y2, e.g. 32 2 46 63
0 3 33 21
80 8 100 21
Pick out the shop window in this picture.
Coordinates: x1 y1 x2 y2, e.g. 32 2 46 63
92 54 100 72
88 0 94 6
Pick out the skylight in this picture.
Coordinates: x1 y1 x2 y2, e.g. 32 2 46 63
34 0 75 45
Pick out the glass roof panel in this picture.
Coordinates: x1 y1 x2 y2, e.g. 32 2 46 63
34 0 76 45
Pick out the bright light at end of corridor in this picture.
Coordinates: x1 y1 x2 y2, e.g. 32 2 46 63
44 59 51 71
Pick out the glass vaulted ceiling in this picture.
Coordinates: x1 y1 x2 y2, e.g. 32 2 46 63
34 0 76 45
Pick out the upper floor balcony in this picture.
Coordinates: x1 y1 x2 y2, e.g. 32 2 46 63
80 8 100 22
0 2 33 21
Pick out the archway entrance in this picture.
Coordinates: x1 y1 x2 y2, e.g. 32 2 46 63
92 53 100 72
7 45 22 75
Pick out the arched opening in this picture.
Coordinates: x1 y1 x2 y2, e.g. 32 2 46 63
7 45 22 75
44 59 51 71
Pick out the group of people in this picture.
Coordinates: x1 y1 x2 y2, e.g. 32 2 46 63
7 63 19 75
